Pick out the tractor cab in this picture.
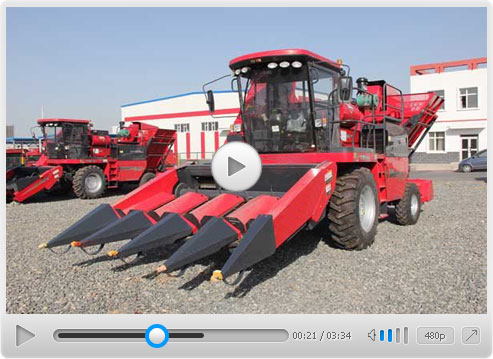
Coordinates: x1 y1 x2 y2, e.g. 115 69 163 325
207 49 352 153
37 119 91 159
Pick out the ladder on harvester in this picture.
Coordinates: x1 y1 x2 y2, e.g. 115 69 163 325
107 160 119 188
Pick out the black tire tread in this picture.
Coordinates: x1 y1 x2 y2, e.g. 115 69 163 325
139 172 156 187
327 167 379 251
395 183 421 225
73 165 106 199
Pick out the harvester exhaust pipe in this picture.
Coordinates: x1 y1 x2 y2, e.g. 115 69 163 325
70 210 154 250
107 213 195 259
211 215 276 283
161 217 240 274
39 204 120 250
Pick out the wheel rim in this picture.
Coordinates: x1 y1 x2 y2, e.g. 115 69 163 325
410 194 419 216
85 173 102 193
359 185 376 233
463 165 472 172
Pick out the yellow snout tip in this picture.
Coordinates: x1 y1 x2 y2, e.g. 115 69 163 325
155 265 167 274
107 250 119 257
210 270 223 283
38 243 48 249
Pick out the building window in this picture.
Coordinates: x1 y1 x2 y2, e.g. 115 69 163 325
201 121 218 131
459 87 478 109
174 123 190 132
431 90 445 110
428 131 445 152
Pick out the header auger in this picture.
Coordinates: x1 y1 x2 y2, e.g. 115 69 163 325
42 49 443 285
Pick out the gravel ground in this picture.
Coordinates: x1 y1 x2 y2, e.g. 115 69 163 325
6 175 486 314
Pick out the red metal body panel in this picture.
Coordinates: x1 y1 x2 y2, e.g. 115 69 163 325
115 160 148 182
189 193 245 224
407 179 434 203
382 156 409 202
113 168 179 213
11 166 63 203
37 118 90 125
226 195 279 231
260 152 377 164
267 162 337 247
229 49 341 70
153 192 209 217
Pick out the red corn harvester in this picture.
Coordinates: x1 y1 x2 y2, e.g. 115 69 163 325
7 119 175 204
42 49 443 284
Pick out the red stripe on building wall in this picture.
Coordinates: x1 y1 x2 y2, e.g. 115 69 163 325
200 132 205 159
125 108 240 122
214 131 219 150
173 132 178 156
186 133 191 160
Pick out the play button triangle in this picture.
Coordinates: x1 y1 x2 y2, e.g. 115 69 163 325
228 157 246 177
16 325 35 346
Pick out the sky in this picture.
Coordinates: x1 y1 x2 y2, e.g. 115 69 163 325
6 7 487 136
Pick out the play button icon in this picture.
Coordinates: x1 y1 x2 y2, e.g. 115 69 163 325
211 142 262 192
16 325 35 347
228 157 246 176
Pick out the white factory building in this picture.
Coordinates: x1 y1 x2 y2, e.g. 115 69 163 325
410 57 487 163
121 91 240 163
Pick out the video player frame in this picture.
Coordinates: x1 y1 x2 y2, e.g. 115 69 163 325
1 0 490 357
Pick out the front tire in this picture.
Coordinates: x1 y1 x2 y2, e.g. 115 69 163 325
327 167 380 250
73 165 106 199
461 164 472 173
395 183 421 225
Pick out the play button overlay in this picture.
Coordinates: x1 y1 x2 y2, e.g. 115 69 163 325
211 142 262 192
16 325 35 347
228 157 246 176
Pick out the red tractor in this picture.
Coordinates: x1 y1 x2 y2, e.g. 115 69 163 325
42 49 443 284
7 118 175 203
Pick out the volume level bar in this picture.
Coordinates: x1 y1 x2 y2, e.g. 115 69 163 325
54 329 289 343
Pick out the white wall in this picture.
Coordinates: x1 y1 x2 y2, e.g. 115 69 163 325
410 67 487 157
121 92 240 162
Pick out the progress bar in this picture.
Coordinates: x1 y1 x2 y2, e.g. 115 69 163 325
54 329 289 343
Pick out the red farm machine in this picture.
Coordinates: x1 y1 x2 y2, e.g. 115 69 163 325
7 119 175 203
41 49 443 284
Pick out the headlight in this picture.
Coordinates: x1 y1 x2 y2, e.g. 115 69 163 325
234 69 241 75
267 62 278 69
279 61 290 68
241 66 250 73
292 61 302 68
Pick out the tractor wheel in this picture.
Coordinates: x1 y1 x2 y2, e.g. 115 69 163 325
394 183 421 225
139 172 156 187
327 167 379 250
73 166 106 199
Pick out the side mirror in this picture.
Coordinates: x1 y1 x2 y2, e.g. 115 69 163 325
206 90 215 113
338 76 353 102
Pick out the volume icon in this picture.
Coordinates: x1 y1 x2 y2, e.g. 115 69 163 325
368 327 408 344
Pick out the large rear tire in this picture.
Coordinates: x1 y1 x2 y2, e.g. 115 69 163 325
394 183 421 225
73 165 106 199
327 167 379 250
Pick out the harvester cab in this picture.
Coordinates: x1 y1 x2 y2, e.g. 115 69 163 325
43 49 443 286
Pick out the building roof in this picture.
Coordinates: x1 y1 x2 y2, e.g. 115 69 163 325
121 90 237 108
229 49 341 71
410 57 486 76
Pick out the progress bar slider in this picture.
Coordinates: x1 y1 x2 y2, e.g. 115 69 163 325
54 329 289 343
